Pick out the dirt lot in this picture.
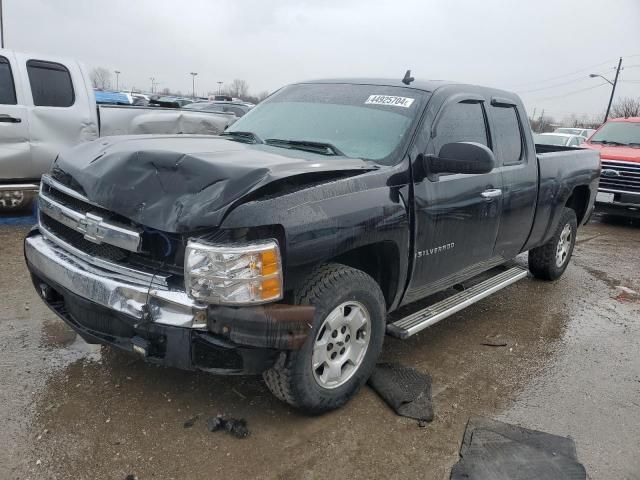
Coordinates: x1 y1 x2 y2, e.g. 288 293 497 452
1 215 639 480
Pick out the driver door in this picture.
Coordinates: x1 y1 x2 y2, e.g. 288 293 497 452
403 94 503 304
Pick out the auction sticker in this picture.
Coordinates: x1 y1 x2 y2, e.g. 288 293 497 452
365 95 415 108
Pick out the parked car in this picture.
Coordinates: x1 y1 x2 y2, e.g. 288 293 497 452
534 132 586 147
25 78 600 413
0 49 236 211
582 117 640 218
554 127 596 139
183 101 252 117
148 96 194 108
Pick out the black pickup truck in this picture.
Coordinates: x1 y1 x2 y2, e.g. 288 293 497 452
25 78 600 413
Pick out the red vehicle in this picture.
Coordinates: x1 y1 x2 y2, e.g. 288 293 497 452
583 117 640 218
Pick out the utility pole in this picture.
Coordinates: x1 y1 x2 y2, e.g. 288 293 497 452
217 81 223 95
604 57 622 123
589 57 623 124
114 70 120 90
150 77 155 94
0 0 4 49
190 72 198 98
531 108 537 122
539 109 545 132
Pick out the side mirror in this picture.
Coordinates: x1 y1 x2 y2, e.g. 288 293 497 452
427 142 496 175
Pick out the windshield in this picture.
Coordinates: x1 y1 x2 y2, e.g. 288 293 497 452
589 121 640 146
535 134 569 146
226 83 428 164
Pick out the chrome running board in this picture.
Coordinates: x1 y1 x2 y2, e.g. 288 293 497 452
387 266 528 339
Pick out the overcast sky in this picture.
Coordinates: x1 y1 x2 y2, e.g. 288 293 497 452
6 0 640 120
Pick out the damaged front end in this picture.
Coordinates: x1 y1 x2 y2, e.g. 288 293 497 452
25 164 328 374
25 135 378 374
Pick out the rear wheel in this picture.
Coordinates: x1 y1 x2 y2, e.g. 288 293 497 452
263 263 386 414
528 207 577 280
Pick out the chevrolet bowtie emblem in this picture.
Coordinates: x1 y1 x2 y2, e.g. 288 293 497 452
77 212 105 244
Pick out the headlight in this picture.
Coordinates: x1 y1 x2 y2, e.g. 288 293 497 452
184 239 283 305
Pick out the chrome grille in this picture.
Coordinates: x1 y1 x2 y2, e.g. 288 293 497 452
37 174 169 288
600 160 640 194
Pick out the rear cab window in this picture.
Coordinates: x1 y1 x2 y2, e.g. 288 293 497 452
490 104 524 165
0 56 17 105
26 60 75 107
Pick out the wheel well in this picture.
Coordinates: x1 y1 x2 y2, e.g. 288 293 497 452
331 242 400 309
565 186 590 224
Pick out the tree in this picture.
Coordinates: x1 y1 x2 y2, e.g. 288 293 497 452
90 67 112 90
610 97 640 119
225 79 250 99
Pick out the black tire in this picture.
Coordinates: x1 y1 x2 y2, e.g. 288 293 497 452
263 263 386 414
528 207 577 281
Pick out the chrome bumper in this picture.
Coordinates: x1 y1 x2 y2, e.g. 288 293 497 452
0 183 39 209
25 233 207 328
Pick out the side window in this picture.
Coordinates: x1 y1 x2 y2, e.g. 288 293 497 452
568 137 579 147
490 105 523 164
434 101 488 154
0 56 17 105
26 60 75 107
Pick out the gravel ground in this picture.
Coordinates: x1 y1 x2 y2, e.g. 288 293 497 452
1 214 638 480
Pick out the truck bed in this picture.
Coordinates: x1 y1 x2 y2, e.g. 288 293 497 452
523 146 600 251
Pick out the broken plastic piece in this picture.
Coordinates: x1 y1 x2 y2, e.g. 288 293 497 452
206 414 249 439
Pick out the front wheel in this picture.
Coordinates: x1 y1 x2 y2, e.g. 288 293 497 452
263 263 386 414
528 207 577 281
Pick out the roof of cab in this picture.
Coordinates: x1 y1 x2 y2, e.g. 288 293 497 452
300 78 457 92
298 78 522 104
608 117 640 123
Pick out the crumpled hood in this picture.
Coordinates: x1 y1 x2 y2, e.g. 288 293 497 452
52 135 375 232
584 143 640 163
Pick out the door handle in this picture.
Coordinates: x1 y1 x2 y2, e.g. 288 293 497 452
0 114 21 123
481 188 502 199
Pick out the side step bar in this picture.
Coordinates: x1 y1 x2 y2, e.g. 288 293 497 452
387 266 529 339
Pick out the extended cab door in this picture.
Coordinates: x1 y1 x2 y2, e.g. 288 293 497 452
487 98 537 259
0 52 31 183
403 92 503 304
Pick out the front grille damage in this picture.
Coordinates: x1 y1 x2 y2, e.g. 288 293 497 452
39 176 186 278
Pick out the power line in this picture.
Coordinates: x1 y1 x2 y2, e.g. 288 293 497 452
516 76 593 94
525 82 608 102
508 57 618 88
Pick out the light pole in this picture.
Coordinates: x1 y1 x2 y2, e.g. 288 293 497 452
114 70 120 90
217 81 223 95
590 57 623 124
0 0 5 48
190 72 198 98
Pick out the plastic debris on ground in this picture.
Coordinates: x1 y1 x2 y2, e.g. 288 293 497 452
450 416 586 480
207 414 249 439
367 362 433 422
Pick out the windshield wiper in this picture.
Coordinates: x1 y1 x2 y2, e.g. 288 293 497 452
590 140 626 146
264 139 346 156
220 131 264 144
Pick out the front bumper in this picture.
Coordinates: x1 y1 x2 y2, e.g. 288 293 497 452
595 190 640 218
0 183 39 210
25 232 279 374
